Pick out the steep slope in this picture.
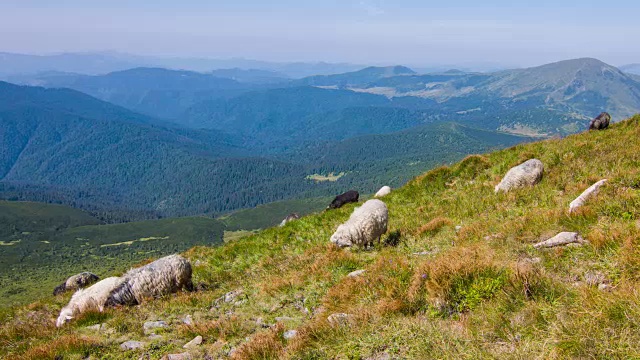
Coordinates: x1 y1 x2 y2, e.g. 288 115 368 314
4 115 639 359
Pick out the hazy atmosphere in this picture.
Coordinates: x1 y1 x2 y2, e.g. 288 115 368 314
1 0 639 68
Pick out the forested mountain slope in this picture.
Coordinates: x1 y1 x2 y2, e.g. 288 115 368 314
0 81 531 219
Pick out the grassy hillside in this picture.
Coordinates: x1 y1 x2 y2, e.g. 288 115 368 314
3 115 640 359
0 202 224 308
218 196 333 231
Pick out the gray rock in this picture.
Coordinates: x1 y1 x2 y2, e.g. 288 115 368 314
143 320 168 332
584 271 606 286
120 340 145 350
182 315 194 326
283 330 298 340
533 232 588 249
183 335 203 349
275 316 295 322
327 313 353 327
598 283 611 291
455 225 462 232
347 269 366 278
224 289 244 303
365 352 391 360
161 353 192 360
85 323 105 331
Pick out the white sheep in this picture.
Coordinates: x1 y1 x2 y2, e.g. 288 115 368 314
569 179 607 213
330 199 388 248
495 159 544 193
105 254 193 307
374 186 392 198
56 276 125 327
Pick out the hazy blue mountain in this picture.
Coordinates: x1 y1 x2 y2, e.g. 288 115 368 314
297 65 416 87
620 63 640 75
0 51 367 79
182 86 438 148
0 52 144 76
7 68 260 118
337 58 640 122
208 68 290 84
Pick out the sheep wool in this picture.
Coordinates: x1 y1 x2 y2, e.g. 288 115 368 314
106 254 193 307
330 199 388 248
569 179 607 213
374 186 392 198
495 159 544 193
53 272 100 296
56 276 125 327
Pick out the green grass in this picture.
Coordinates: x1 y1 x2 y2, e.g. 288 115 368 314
2 115 640 359
218 196 333 231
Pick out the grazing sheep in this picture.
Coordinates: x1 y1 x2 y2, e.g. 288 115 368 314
53 272 100 296
105 254 193 307
533 232 588 249
328 190 359 209
569 179 607 213
279 213 300 227
330 199 388 248
495 159 544 193
589 112 611 130
374 186 392 198
56 276 125 327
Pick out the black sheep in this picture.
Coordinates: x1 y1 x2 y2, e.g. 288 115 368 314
589 112 611 130
328 190 359 209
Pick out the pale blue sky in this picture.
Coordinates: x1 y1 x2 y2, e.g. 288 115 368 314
1 0 638 67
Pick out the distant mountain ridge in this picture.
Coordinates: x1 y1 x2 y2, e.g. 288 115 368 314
621 63 640 75
0 51 367 78
319 58 640 120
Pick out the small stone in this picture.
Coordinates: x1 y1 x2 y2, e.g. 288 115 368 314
584 271 606 286
275 316 295 322
86 323 104 331
327 313 353 327
347 269 366 278
598 283 611 291
143 320 168 332
182 315 193 326
183 335 203 349
283 330 297 340
365 352 391 360
161 353 192 360
120 340 145 350
224 289 244 303
455 225 462 232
